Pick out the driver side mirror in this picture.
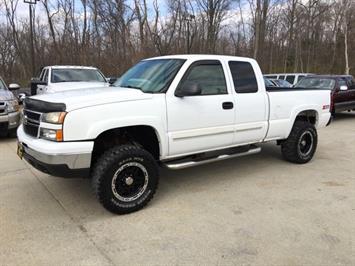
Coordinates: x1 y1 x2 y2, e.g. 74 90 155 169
175 82 202 97
107 77 118 85
340 85 348 91
8 83 20 91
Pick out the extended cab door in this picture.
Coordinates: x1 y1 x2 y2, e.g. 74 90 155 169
166 60 235 157
227 61 268 145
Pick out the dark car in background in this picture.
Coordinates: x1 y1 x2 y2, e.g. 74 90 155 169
294 75 355 114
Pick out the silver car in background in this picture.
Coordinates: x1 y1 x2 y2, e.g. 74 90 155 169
0 78 21 137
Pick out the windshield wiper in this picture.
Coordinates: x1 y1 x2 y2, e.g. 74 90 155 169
56 80 83 83
120 85 142 91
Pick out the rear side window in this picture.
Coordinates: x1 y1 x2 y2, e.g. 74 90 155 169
229 61 258 93
286 75 295 84
338 78 347 87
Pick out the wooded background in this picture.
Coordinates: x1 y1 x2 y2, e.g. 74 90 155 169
1 0 354 85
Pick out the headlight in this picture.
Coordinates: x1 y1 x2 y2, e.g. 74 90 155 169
40 128 63 142
41 112 66 124
6 100 19 113
40 112 66 141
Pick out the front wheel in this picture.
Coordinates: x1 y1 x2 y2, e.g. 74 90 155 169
91 145 159 214
281 121 318 164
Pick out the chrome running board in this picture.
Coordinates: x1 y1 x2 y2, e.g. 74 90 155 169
163 146 261 170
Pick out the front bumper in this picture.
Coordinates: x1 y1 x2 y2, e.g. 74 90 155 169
0 111 21 129
17 125 94 178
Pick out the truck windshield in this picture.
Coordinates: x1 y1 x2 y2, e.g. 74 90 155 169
51 69 106 83
114 59 186 93
295 78 335 90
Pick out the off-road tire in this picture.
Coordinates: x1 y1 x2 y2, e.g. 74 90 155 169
92 145 159 214
281 121 317 164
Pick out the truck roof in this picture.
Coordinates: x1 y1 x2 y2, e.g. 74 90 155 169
146 54 257 63
45 65 98 70
264 73 313 76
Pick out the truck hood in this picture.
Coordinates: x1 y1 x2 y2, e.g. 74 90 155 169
31 86 153 111
0 90 15 101
47 81 109 93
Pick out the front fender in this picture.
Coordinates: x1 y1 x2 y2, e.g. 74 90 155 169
63 97 168 157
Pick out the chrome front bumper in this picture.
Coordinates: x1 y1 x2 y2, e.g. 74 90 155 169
0 111 21 129
23 143 92 170
17 125 94 178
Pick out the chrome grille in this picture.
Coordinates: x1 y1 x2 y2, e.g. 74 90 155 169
23 109 42 137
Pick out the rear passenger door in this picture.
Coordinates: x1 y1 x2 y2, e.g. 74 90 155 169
228 61 268 145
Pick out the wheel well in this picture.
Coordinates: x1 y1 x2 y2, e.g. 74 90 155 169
92 126 160 163
277 110 318 146
295 110 318 125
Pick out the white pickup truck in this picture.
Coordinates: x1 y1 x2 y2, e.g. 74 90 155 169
17 55 331 214
30 65 110 95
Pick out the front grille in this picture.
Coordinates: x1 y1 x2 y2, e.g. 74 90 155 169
23 109 42 137
0 101 6 115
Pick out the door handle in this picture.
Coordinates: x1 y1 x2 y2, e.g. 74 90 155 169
222 102 234 110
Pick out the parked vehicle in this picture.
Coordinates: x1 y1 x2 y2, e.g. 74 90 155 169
17 55 332 214
264 73 312 85
294 75 355 114
269 79 292 87
30 65 110 95
0 77 21 137
264 77 277 87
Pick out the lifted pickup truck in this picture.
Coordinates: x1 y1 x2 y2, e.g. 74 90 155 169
17 55 332 214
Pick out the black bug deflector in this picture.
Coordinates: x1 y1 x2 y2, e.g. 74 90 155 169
24 98 66 113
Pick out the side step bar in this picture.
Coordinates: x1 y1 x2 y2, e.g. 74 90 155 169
163 146 261 170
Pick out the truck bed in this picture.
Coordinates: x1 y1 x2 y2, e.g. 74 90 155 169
265 87 332 141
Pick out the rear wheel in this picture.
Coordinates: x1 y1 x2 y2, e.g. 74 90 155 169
281 121 317 164
91 145 159 214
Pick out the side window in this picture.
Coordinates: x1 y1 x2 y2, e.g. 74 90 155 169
39 69 45 80
229 61 258 93
338 78 347 87
349 77 355 90
42 69 49 83
179 60 227 95
279 75 285 80
286 75 295 84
